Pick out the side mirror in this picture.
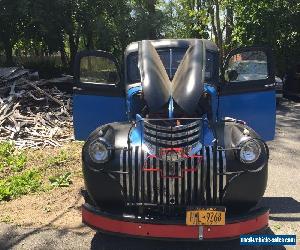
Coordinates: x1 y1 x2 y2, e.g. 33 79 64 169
225 69 239 82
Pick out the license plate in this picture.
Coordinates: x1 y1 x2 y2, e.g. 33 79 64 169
186 207 226 226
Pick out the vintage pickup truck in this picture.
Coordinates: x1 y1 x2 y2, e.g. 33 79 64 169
73 39 276 240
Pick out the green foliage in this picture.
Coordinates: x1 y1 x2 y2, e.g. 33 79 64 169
18 56 64 79
161 0 209 39
0 142 14 158
0 142 27 173
0 170 41 201
0 0 299 76
46 150 69 167
49 172 72 188
232 0 300 76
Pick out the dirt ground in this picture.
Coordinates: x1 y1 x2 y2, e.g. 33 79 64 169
0 98 299 250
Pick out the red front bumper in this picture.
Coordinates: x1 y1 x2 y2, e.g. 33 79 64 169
82 204 269 240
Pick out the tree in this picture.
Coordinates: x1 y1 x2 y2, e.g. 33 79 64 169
132 0 166 40
233 0 300 75
162 0 210 39
0 0 29 65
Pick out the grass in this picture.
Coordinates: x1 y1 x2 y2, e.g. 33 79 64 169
0 141 82 202
0 170 41 201
46 150 69 167
0 142 27 173
49 172 72 187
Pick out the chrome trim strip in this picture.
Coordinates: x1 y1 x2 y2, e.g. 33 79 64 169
178 160 182 205
132 147 136 201
209 146 213 202
198 226 203 240
191 157 194 204
163 160 167 204
144 153 148 202
144 126 200 138
169 162 175 205
126 149 130 204
184 158 188 205
197 150 201 202
203 147 207 201
120 149 123 192
138 147 142 202
156 157 160 204
150 157 154 203
216 149 220 203
222 150 226 189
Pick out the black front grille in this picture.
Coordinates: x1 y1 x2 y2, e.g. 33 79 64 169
119 146 227 208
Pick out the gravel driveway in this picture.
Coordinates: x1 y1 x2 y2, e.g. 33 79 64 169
0 99 299 250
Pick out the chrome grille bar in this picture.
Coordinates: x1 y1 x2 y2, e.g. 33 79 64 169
144 133 200 146
209 146 213 203
144 126 200 138
150 157 154 203
132 147 136 201
144 119 201 131
191 156 194 204
163 160 167 204
126 149 130 203
197 150 201 201
138 147 142 201
203 146 207 202
156 157 160 204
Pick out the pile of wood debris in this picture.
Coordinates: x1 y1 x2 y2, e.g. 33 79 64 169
0 67 73 149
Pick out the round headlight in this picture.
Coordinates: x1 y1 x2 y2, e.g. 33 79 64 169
88 140 110 163
239 139 261 164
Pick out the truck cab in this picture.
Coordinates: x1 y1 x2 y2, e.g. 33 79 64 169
73 39 276 240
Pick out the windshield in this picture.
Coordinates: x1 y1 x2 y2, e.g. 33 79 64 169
127 48 216 83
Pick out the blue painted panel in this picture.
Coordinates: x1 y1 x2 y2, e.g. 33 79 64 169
203 122 214 145
218 90 276 141
73 95 127 140
126 86 142 120
204 84 218 122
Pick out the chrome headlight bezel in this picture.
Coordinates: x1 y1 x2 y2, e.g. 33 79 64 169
88 139 112 164
238 138 262 164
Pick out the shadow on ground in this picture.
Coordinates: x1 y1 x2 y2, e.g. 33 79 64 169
259 197 300 222
0 192 90 250
90 227 285 250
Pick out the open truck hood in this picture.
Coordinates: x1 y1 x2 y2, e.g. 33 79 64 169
138 40 171 112
138 39 205 115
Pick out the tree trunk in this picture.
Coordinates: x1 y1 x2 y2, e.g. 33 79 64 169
215 0 223 61
225 6 234 54
4 40 13 66
147 0 157 39
60 48 68 69
68 32 79 74
59 35 68 68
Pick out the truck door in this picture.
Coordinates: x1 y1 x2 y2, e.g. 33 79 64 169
73 51 126 140
219 47 276 141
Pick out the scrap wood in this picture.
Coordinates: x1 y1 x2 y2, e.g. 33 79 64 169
0 68 74 149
